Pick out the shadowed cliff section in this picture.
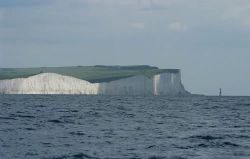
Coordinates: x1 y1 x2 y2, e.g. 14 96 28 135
0 65 180 83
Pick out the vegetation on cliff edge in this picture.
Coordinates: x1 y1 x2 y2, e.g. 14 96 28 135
0 65 180 83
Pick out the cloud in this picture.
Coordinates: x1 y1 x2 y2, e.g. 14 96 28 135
129 22 145 29
0 10 3 21
241 19 250 27
85 0 170 10
0 0 52 8
168 22 188 31
219 2 250 28
221 3 250 19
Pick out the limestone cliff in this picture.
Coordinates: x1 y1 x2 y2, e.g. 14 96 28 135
0 72 189 95
0 73 99 94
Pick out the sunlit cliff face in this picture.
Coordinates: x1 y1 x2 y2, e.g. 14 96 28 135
0 72 189 95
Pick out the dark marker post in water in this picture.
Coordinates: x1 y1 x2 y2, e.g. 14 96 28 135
219 88 222 96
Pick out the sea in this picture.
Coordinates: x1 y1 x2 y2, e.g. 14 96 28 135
0 95 250 159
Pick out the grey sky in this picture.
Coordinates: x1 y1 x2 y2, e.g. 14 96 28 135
0 0 250 96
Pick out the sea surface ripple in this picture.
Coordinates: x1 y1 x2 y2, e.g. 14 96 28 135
0 95 250 159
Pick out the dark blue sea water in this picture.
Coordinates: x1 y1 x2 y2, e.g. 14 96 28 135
0 95 250 159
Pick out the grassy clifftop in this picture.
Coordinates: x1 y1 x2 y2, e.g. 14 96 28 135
0 65 180 83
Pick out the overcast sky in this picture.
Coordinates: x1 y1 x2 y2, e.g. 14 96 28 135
0 0 250 96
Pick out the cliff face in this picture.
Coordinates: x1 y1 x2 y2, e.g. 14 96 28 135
153 72 187 95
0 72 189 95
0 73 99 94
98 72 188 95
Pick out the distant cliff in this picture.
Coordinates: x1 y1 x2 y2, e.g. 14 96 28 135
0 72 190 95
98 72 188 95
0 65 181 82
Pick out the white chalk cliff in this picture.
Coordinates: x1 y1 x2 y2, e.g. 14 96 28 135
0 72 189 95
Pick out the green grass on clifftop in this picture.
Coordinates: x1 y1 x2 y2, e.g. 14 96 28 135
0 65 180 83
